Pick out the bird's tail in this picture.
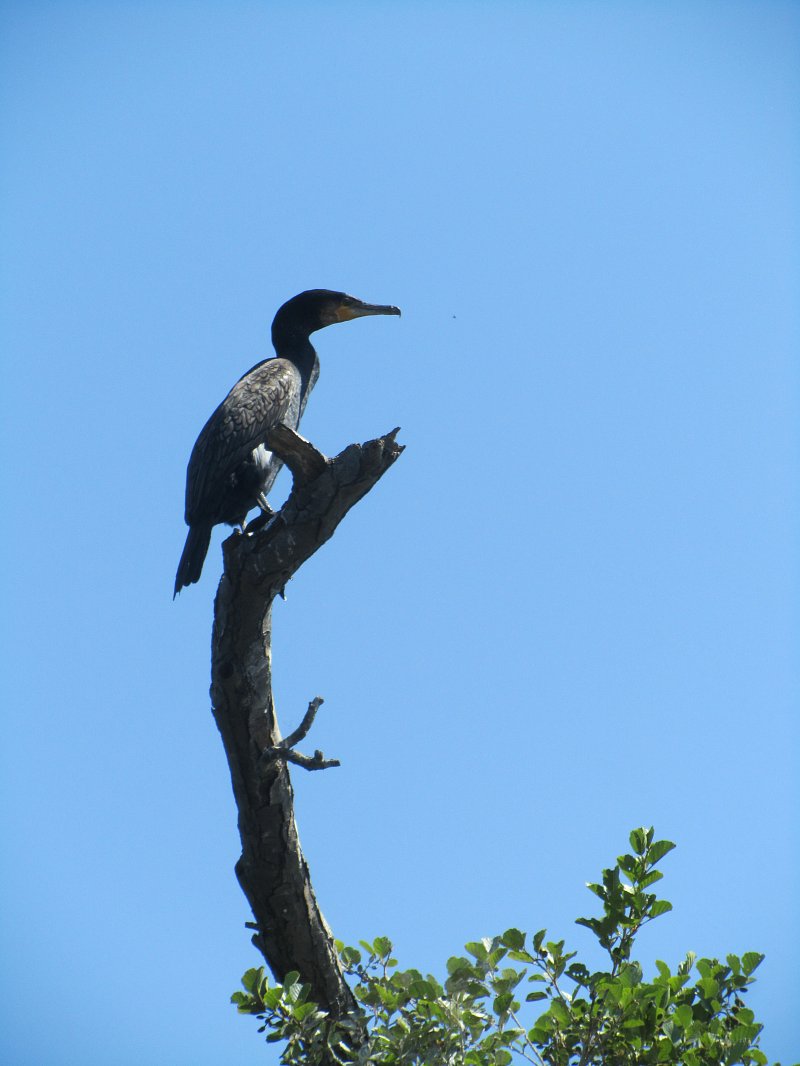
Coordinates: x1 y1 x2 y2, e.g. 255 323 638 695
174 521 213 597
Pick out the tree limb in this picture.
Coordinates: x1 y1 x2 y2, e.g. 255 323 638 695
260 697 341 771
264 747 341 772
280 696 326 751
209 426 403 1025
266 423 328 483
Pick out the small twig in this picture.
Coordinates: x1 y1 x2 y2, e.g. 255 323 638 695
259 696 340 772
274 748 341 772
282 696 325 750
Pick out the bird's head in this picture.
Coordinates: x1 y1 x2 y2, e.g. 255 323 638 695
272 289 401 349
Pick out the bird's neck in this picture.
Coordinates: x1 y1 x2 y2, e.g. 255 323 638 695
273 333 319 390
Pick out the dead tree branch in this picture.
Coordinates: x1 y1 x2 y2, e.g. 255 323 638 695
209 424 403 1024
260 697 341 771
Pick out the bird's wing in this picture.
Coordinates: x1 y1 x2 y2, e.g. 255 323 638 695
184 358 300 522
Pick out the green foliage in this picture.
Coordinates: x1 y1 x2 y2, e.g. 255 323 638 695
233 829 787 1065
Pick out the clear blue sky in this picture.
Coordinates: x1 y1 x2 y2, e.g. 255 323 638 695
1 2 798 1063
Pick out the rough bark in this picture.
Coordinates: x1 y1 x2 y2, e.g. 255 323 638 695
209 424 403 1021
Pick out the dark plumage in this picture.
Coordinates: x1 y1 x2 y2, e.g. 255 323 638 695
174 289 401 596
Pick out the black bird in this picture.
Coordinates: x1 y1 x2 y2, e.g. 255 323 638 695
174 289 401 596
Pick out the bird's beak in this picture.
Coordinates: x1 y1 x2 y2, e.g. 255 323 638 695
335 299 401 322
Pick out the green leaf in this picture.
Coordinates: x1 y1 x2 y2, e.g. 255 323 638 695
466 941 489 961
647 839 677 865
526 990 548 1002
649 900 673 918
501 927 525 950
447 955 473 975
293 1001 318 1022
262 988 281 1009
575 917 604 937
409 978 436 999
241 967 265 993
618 853 639 876
699 976 719 998
742 952 764 975
374 936 393 958
497 966 524 987
284 980 303 1004
566 962 590 986
630 828 648 855
532 1009 555 1033
637 870 664 889
678 951 696 975
673 1004 693 1028
493 992 513 1015
550 998 571 1025
508 949 534 963
282 970 300 989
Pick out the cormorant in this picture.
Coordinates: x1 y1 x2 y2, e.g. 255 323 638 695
174 289 401 596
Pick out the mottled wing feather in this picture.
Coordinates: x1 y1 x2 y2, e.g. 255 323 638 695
185 359 300 522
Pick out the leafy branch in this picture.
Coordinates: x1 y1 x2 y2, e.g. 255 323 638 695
232 829 783 1065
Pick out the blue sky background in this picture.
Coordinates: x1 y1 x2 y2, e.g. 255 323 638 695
1 2 798 1063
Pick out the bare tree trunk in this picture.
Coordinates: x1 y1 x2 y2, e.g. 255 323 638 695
209 424 403 1021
